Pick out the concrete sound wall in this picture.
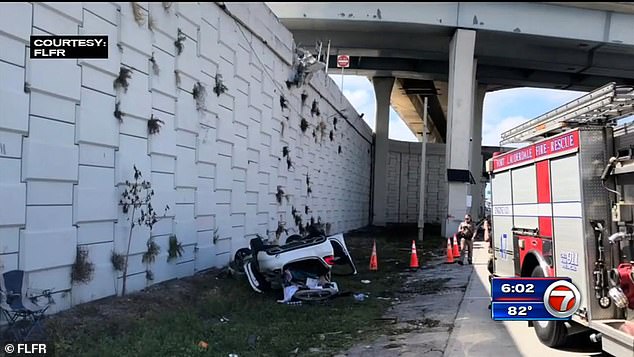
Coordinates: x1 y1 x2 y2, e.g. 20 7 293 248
0 2 372 314
385 141 448 225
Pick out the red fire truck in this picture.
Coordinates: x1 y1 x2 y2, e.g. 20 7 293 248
487 82 634 355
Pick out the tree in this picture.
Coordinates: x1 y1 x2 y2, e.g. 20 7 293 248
119 165 169 296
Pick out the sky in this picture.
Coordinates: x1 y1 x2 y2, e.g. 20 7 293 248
328 74 587 146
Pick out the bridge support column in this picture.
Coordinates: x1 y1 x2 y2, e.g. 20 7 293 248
470 85 487 220
372 76 395 226
443 29 476 237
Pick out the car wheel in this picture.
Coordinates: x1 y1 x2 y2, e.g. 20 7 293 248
532 265 568 348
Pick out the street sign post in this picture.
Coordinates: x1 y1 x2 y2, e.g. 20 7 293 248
337 55 349 100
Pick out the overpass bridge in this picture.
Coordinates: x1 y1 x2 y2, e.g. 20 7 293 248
267 2 634 234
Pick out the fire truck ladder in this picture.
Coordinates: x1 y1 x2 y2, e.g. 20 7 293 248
500 82 634 144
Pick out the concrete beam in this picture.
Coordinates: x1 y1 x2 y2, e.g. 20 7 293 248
470 85 487 219
372 76 395 226
444 29 476 237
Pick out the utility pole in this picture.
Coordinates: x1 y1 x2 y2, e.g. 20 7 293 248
418 97 428 243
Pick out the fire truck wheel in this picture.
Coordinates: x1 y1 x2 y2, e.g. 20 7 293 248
531 266 568 347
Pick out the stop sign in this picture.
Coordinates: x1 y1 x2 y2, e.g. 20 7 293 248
337 55 350 68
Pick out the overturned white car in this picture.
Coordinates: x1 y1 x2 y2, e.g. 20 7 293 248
234 232 357 302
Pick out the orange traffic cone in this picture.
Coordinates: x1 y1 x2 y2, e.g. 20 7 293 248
446 238 454 264
453 235 461 259
409 240 419 268
369 240 378 271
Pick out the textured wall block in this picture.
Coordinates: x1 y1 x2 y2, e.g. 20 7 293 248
83 2 118 25
175 89 199 134
150 171 176 215
0 227 19 254
119 4 152 56
175 36 201 80
148 2 178 37
118 68 151 119
33 3 78 35
27 181 73 205
0 62 29 134
174 203 196 245
231 181 246 214
0 34 26 67
79 143 115 168
150 48 176 97
27 55 81 102
152 90 176 115
175 146 197 188
77 88 118 147
195 177 215 216
151 153 176 173
148 111 176 156
80 10 120 75
0 3 32 42
115 135 150 185
74 166 117 223
20 228 76 271
23 118 78 182
196 126 217 164
78 221 114 245
29 92 77 124
176 188 196 204
0 130 24 159
200 19 220 65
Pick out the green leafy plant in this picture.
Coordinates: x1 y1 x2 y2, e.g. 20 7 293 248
174 28 186 55
213 74 228 96
311 99 320 117
142 238 160 264
175 70 181 87
113 67 132 92
212 228 220 245
301 91 308 106
150 54 159 75
276 186 289 205
300 118 309 133
282 146 290 157
167 234 184 262
119 165 169 295
114 101 124 122
275 221 288 241
111 251 126 272
286 156 293 171
71 247 95 284
147 114 164 135
193 82 207 111
146 270 155 281
280 95 288 110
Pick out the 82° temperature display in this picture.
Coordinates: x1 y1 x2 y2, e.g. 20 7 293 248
491 278 581 321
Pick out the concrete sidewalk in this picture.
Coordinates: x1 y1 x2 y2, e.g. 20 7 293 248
443 242 602 357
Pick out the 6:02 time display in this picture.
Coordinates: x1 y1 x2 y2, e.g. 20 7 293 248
500 283 534 294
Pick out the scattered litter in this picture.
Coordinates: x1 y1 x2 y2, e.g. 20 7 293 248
361 280 371 284
309 347 321 353
228 354 239 357
277 285 300 303
374 317 398 324
198 341 208 349
354 293 369 302
376 297 391 300
290 347 299 355
306 277 321 289
220 316 230 323
319 334 325 341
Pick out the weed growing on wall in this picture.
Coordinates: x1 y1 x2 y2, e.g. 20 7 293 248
148 14 156 32
282 146 289 157
329 130 334 141
114 102 124 122
147 115 164 135
113 67 132 92
142 238 160 265
71 247 95 285
300 118 309 133
212 228 220 245
174 70 181 87
167 234 184 262
333 116 338 131
111 251 126 272
276 186 289 205
311 100 320 117
338 145 342 154
301 91 308 106
280 95 289 110
119 165 169 295
174 28 186 55
193 82 207 111
280 121 286 138
213 74 228 96
131 2 146 26
150 54 159 75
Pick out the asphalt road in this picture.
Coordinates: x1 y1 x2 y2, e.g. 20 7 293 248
444 242 605 357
